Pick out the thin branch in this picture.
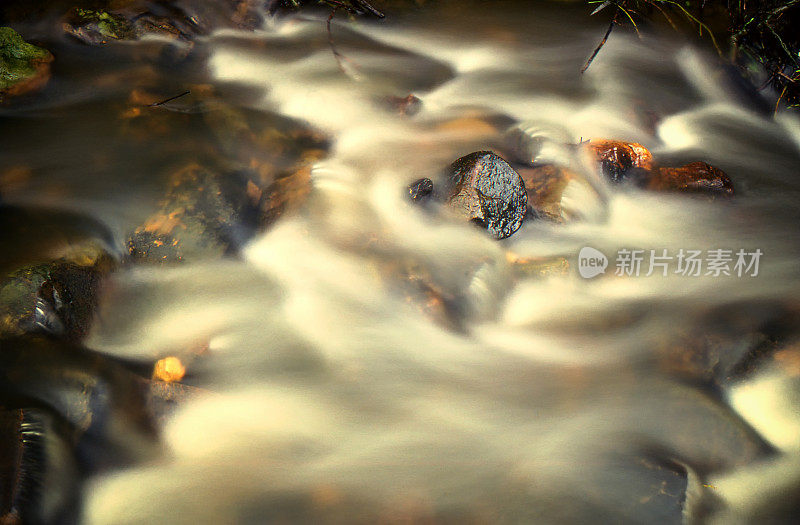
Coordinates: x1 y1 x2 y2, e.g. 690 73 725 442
775 84 788 114
327 8 360 79
148 90 191 107
582 16 617 74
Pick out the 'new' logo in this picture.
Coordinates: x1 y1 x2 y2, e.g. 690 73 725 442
578 246 608 279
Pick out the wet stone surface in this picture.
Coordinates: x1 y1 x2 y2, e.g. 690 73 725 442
648 162 734 198
0 243 114 342
127 163 259 263
584 139 655 183
445 151 528 239
407 177 434 202
0 27 53 102
63 8 137 45
583 139 734 197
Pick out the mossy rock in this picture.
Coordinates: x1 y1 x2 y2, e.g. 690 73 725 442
63 8 136 45
0 27 53 101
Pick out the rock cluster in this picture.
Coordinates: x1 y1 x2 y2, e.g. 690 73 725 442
584 140 734 198
407 138 733 243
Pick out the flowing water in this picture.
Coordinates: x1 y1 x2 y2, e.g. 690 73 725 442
2 1 800 523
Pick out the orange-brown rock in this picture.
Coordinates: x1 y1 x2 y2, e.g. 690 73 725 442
647 162 734 197
584 140 654 183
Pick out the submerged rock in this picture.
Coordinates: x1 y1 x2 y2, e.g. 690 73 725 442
519 165 575 221
127 163 257 263
445 151 528 239
647 162 734 197
387 94 422 116
0 27 53 102
507 253 570 279
584 139 654 183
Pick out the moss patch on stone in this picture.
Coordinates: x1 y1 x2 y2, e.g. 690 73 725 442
0 27 52 93
65 8 136 44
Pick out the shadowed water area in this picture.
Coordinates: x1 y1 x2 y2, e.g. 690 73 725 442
1 1 800 523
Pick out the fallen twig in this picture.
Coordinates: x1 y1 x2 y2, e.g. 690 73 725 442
582 16 617 73
148 90 191 107
327 8 361 79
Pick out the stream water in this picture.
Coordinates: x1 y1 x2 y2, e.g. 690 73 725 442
2 1 800 523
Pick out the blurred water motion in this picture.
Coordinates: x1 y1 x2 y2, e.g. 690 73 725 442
2 1 800 523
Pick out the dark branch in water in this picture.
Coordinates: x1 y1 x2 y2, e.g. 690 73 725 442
327 8 360 78
582 16 617 73
148 90 191 107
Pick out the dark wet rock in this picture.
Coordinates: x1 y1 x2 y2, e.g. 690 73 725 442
0 27 53 103
127 163 258 263
647 162 734 197
0 407 80 525
0 335 157 470
445 151 528 239
0 244 114 342
407 177 434 202
131 13 193 43
63 8 136 45
61 1 264 47
199 98 328 227
124 92 327 265
584 139 654 183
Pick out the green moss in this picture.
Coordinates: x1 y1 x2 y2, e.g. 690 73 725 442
69 8 135 41
0 27 51 91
